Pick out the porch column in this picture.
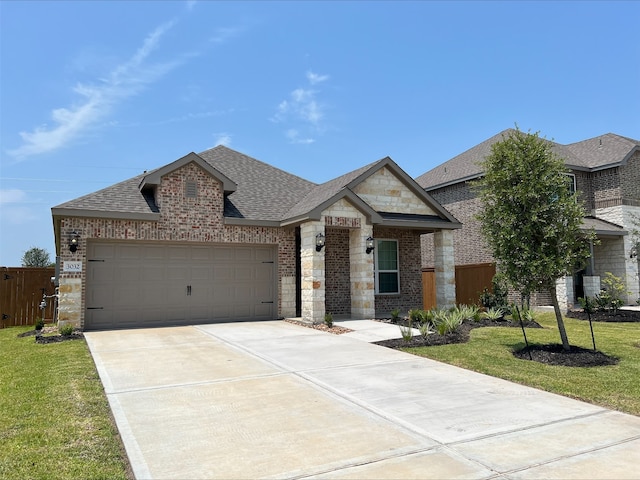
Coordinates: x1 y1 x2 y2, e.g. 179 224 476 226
583 276 601 299
434 230 456 309
300 221 325 324
350 226 375 319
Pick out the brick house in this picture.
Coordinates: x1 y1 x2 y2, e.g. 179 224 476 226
417 129 640 308
52 146 461 330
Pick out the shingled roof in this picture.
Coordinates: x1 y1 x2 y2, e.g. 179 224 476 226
53 146 317 222
52 146 459 230
416 129 640 191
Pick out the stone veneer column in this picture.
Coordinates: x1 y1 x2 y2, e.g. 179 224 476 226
555 276 575 312
583 276 601 299
350 226 375 319
57 278 82 328
434 230 456 309
300 221 325 324
280 276 296 318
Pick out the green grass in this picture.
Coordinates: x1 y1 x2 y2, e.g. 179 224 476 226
403 312 640 416
0 326 131 479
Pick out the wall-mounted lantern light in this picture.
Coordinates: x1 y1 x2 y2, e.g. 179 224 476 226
366 236 375 254
69 231 80 253
631 245 638 259
315 233 325 252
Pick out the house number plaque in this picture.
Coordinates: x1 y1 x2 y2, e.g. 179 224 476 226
63 261 83 273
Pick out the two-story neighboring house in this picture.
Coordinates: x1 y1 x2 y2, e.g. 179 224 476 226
416 129 640 309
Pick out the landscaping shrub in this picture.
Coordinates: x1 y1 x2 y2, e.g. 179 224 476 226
59 324 74 336
324 313 333 328
34 317 45 331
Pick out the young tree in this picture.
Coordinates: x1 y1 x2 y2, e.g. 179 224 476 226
474 128 594 351
21 247 52 267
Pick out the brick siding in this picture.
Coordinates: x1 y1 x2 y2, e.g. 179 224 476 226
58 163 297 327
374 227 423 315
324 228 351 315
421 182 493 268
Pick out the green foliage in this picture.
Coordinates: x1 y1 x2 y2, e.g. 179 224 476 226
21 246 53 267
34 317 45 330
578 296 597 314
418 321 433 338
390 308 401 321
479 274 510 311
432 309 464 335
399 323 414 342
474 128 593 297
59 324 75 336
457 304 481 322
473 127 595 350
408 308 425 324
324 313 333 328
482 307 504 321
597 272 629 314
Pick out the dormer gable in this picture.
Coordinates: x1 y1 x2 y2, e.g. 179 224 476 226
139 152 237 194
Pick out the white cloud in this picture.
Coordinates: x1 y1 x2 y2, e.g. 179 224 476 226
213 133 232 146
306 71 329 85
8 21 179 159
271 72 329 126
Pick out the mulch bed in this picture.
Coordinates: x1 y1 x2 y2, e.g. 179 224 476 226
284 319 353 335
514 344 619 367
17 326 84 344
566 309 640 323
373 318 541 349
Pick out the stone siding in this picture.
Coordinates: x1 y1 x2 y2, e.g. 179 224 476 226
354 167 437 215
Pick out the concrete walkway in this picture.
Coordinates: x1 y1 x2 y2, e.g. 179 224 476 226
86 321 640 479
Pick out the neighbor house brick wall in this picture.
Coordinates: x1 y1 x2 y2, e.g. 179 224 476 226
373 227 423 315
573 170 593 214
620 151 640 205
422 182 493 268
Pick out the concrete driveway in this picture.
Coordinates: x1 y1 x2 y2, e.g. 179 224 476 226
86 321 640 479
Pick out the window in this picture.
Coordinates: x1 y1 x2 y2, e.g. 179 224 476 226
565 173 576 195
374 239 399 294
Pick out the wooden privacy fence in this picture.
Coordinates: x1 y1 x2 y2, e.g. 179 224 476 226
0 267 56 328
422 263 496 310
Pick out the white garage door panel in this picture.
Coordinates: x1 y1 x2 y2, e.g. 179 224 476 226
85 242 277 330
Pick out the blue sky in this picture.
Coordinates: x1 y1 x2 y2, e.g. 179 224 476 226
1 1 638 266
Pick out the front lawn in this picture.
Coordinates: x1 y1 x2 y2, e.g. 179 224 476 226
0 326 131 479
403 312 640 416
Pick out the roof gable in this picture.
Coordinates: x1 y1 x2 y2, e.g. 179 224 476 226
139 152 237 193
283 156 459 225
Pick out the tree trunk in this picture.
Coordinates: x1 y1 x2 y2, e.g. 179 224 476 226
551 284 571 351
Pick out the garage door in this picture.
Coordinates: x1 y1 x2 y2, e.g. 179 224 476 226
85 242 276 330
